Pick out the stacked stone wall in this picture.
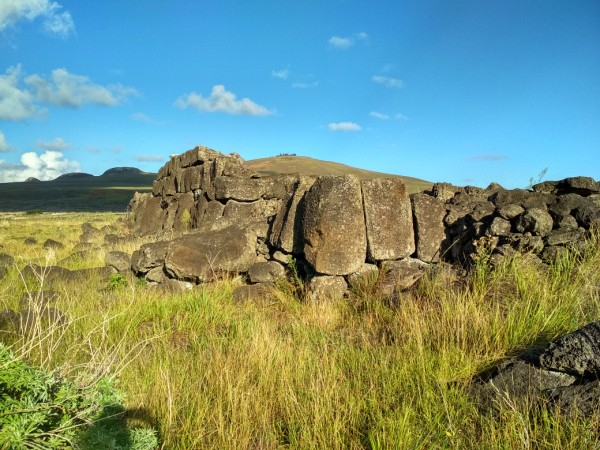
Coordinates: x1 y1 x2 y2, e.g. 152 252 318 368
126 146 600 294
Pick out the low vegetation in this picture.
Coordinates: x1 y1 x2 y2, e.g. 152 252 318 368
0 212 599 449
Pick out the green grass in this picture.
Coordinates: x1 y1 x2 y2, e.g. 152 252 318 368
1 213 599 449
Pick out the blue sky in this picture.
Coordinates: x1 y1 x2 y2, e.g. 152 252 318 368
0 0 598 188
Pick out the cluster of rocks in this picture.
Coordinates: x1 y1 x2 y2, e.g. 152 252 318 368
473 320 600 417
123 146 600 300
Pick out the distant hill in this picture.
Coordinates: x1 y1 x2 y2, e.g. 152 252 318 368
0 168 156 212
245 155 432 193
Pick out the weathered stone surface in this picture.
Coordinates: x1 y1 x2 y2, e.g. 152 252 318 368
307 275 348 302
346 263 379 289
556 177 600 196
214 176 272 201
270 176 316 254
24 237 37 245
549 381 600 416
497 203 525 220
492 190 552 210
499 234 545 254
574 204 600 229
303 175 367 275
545 229 583 246
487 217 512 236
540 321 600 377
164 225 256 282
514 208 553 236
222 199 281 222
145 266 168 283
247 261 285 283
43 239 64 250
411 193 446 262
105 251 131 273
138 197 166 235
379 258 429 296
233 283 275 304
131 240 170 274
431 182 459 202
0 253 14 268
362 178 415 261
173 192 195 232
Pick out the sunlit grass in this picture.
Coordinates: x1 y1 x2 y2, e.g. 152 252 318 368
1 213 599 449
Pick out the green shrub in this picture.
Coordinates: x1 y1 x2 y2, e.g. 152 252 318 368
108 273 129 290
25 209 44 215
0 342 158 449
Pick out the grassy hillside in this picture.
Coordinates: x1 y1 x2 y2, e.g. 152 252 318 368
1 212 599 448
0 172 155 212
245 155 433 193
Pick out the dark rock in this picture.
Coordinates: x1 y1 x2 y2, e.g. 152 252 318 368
19 290 60 310
379 258 429 296
574 205 600 229
303 175 367 275
545 229 583 247
0 266 7 281
411 193 446 262
487 217 512 237
247 261 285 284
131 240 170 274
549 381 600 416
0 253 14 268
270 176 316 254
43 239 65 250
540 321 600 377
24 237 37 245
307 275 348 302
514 208 553 236
105 251 131 273
497 203 525 220
555 177 600 196
164 225 257 282
233 283 276 304
362 178 415 261
431 182 459 202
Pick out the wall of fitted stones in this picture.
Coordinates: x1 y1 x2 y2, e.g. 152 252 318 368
129 146 600 283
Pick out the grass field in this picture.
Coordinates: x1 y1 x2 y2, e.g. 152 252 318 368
1 212 599 449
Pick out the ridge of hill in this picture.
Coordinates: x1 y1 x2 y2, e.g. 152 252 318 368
245 155 432 193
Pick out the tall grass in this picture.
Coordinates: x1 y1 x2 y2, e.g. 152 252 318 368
1 212 599 449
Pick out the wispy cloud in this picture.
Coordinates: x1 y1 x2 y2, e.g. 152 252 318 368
370 111 389 120
372 75 404 88
131 112 164 125
26 68 138 107
328 32 368 49
395 113 408 120
134 154 165 162
35 137 70 152
0 150 80 182
464 154 509 161
175 85 273 116
0 131 10 152
328 122 362 132
292 81 319 89
0 65 42 120
272 67 290 80
0 0 75 38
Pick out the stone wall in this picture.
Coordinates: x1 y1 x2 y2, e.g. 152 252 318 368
126 146 600 295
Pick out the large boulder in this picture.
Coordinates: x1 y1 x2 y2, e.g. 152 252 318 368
302 175 367 275
411 193 446 262
540 321 600 377
138 197 166 235
131 240 170 274
514 208 553 236
164 225 257 282
269 176 316 254
362 178 415 261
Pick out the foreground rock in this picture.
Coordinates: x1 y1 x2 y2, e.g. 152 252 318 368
473 320 600 417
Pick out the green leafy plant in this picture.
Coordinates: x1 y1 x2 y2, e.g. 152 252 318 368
108 273 129 290
0 342 158 449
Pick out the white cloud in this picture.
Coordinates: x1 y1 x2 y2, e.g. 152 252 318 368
35 137 70 152
0 0 74 37
0 131 10 152
328 122 362 132
370 111 389 120
134 154 165 162
328 36 353 49
25 68 138 107
0 65 42 120
395 113 408 120
131 112 164 125
372 75 404 88
328 32 368 49
175 85 273 116
292 81 319 89
272 67 290 80
0 150 80 182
